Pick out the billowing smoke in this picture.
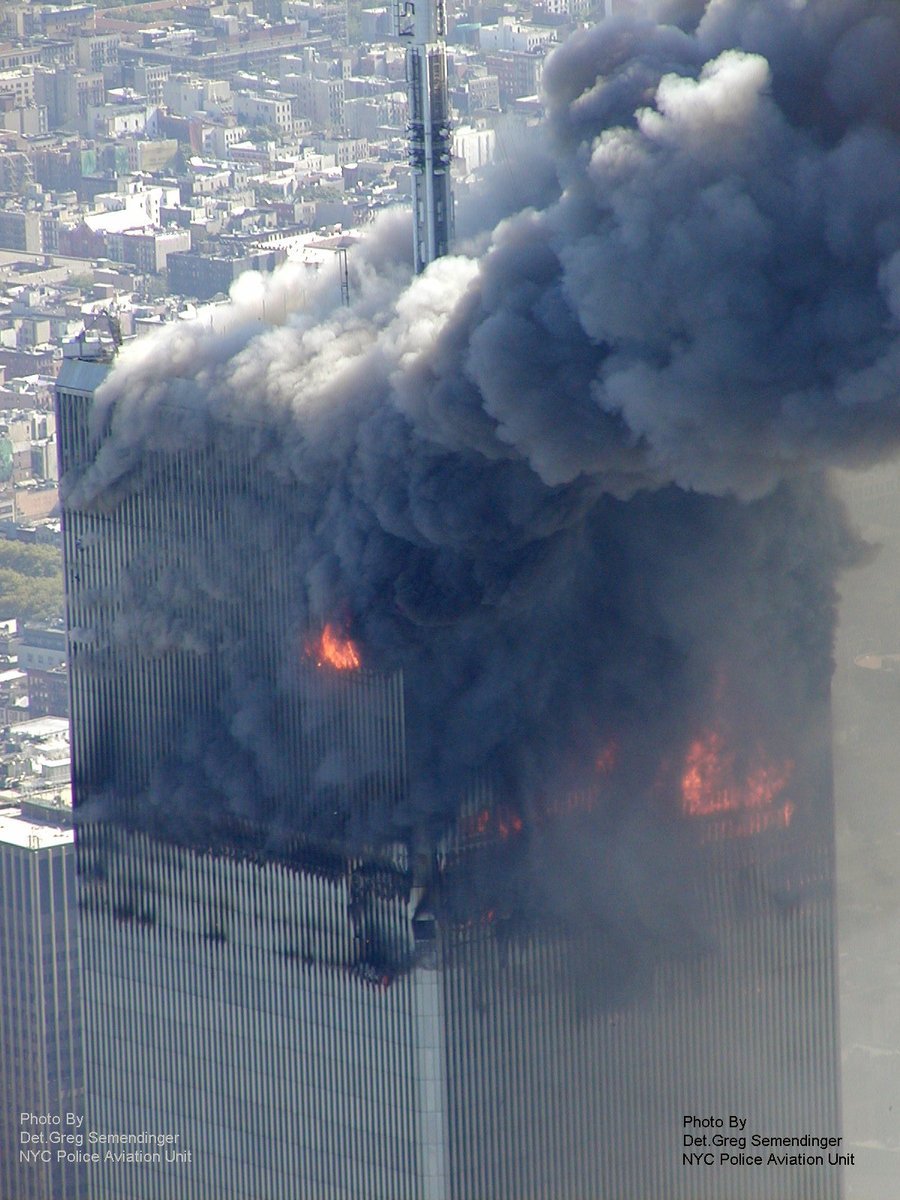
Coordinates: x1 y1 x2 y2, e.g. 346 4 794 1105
65 0 899 970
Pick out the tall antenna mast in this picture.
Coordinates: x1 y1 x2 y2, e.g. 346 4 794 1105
338 245 351 306
395 0 454 271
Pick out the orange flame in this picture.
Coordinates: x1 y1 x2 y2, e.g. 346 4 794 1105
497 811 524 840
306 623 361 670
680 729 793 819
458 807 491 841
461 804 524 843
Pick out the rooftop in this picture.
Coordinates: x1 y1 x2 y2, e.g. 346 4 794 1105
0 805 73 850
9 715 69 739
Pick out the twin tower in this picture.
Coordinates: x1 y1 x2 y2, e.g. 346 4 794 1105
50 338 843 1200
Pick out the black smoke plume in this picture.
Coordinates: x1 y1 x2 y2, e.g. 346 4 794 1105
64 0 899 973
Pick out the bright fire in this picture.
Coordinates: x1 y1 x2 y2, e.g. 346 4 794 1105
306 623 361 670
680 729 793 819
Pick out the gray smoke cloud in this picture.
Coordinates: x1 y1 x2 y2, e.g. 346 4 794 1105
65 0 899 972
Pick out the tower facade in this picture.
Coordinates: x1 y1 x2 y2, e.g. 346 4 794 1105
56 346 437 1200
56 345 842 1200
0 804 84 1200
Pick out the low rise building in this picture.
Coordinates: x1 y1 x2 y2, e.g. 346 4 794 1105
168 243 287 299
106 225 191 274
234 88 295 134
484 49 546 105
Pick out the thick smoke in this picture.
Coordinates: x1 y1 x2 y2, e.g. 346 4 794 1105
66 0 899 966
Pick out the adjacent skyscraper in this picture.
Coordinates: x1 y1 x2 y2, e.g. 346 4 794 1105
56 337 842 1200
0 801 84 1200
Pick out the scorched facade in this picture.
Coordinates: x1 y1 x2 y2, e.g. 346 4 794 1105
55 339 842 1200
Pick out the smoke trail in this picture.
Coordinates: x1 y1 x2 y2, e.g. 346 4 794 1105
64 0 898 964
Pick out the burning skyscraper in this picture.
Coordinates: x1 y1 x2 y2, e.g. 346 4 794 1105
56 339 843 1200
51 0 900 1197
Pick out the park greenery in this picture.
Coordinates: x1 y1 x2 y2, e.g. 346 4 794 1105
0 539 64 625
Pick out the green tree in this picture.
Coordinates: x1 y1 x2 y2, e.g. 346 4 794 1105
0 539 64 624
0 541 63 578
0 570 63 624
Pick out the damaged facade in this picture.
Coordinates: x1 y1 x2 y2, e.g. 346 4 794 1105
57 343 840 1200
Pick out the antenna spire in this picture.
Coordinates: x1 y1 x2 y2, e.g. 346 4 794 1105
395 0 454 271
